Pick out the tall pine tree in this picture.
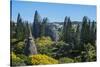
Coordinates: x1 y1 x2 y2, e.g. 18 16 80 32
16 13 24 40
40 17 48 37
90 20 96 45
80 16 89 44
32 10 41 38
62 16 72 44
74 24 80 49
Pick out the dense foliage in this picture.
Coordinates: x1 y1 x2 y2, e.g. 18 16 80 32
11 10 96 66
59 57 74 63
29 54 58 65
11 52 25 66
35 36 53 46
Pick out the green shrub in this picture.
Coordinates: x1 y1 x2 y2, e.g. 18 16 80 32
37 45 53 56
59 57 74 63
17 54 32 65
83 43 96 61
74 56 81 62
14 42 25 54
10 39 18 47
35 36 53 46
36 36 54 56
11 52 25 66
11 39 18 44
17 54 27 61
29 54 58 65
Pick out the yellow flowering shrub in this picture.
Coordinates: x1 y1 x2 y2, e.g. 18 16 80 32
29 54 58 65
35 36 53 46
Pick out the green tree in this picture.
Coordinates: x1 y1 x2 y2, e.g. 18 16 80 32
16 13 25 40
80 16 90 46
62 16 67 41
23 21 30 37
40 17 48 37
10 20 16 39
62 16 72 43
90 20 96 46
32 10 41 38
74 24 80 49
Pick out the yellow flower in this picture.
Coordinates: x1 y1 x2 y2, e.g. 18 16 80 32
29 54 58 65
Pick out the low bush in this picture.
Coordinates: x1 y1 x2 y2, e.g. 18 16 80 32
14 42 25 54
59 57 74 63
11 52 25 66
29 54 58 65
35 36 53 46
11 39 18 44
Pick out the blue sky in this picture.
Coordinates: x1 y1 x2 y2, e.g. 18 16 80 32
11 1 96 23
